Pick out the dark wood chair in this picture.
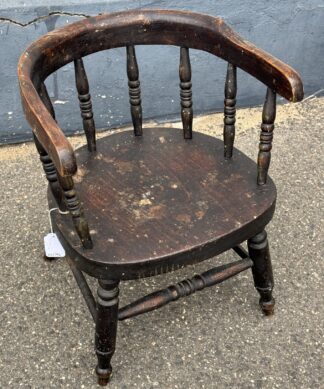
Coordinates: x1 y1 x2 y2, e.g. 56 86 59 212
18 9 303 385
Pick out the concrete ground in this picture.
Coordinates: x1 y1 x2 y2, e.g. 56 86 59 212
0 98 323 388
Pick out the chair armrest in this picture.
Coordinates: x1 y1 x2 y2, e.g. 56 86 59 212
18 76 77 177
218 20 304 102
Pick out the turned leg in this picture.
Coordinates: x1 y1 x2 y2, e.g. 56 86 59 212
95 280 119 386
248 230 275 315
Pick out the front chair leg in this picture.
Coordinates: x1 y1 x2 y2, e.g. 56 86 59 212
95 279 120 386
248 230 275 316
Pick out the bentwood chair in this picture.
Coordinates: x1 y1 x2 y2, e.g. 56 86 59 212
18 9 303 385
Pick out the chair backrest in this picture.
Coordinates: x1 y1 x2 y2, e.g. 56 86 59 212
19 10 303 167
18 9 303 248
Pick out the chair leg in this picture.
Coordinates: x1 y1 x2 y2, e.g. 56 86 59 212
248 230 275 316
95 279 119 386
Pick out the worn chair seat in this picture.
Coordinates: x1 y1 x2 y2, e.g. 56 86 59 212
50 127 276 279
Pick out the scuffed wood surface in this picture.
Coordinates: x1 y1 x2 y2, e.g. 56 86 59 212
50 128 276 279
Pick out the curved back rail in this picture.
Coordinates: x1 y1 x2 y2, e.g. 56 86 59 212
18 9 303 247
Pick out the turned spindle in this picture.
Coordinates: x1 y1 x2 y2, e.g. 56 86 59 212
179 47 193 139
36 82 65 210
126 45 142 136
74 58 96 151
58 175 93 249
223 63 237 158
118 258 252 320
257 88 276 185
33 134 66 211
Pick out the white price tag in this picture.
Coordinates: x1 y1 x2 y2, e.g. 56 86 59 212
44 233 66 258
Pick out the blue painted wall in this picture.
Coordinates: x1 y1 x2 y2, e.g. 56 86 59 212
0 0 323 143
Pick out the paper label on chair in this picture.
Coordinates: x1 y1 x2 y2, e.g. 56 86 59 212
44 233 66 258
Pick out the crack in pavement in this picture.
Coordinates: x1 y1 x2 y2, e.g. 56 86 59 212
0 11 93 27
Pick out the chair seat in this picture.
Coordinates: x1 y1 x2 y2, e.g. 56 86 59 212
50 128 276 279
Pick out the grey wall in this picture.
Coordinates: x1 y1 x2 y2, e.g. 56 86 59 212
1 0 324 143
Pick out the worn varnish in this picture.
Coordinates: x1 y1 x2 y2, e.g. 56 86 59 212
18 9 303 385
50 127 276 279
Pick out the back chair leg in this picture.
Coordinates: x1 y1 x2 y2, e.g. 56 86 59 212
248 230 275 316
95 279 120 386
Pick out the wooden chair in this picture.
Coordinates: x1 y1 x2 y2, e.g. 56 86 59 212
18 10 303 385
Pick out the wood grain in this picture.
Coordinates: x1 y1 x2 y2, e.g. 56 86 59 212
50 128 276 279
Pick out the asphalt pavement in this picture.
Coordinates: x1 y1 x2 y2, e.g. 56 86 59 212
0 97 323 388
